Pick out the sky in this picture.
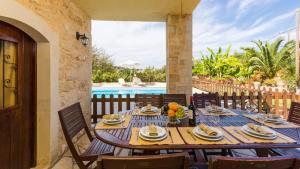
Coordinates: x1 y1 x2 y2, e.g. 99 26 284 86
92 0 300 68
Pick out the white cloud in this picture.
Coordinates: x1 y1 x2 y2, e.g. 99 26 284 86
92 21 166 68
192 4 294 59
226 0 278 20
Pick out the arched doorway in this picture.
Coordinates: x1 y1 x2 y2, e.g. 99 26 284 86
0 1 61 168
0 21 36 169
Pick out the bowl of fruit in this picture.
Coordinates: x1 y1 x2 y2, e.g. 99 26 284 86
162 102 188 125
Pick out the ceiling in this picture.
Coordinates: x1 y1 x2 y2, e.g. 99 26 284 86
73 0 201 22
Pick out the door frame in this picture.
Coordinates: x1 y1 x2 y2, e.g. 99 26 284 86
0 1 60 167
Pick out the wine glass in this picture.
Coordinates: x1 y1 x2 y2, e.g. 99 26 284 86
208 115 220 126
133 102 141 115
205 102 211 108
245 101 252 114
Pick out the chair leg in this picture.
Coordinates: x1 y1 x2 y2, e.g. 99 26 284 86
221 149 228 156
202 149 208 161
228 149 233 157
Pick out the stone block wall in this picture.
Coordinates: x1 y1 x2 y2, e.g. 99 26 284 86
166 14 193 98
15 0 92 165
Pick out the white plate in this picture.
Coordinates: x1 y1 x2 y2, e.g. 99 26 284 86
141 107 159 113
242 125 276 137
192 130 223 141
102 118 125 125
139 132 167 142
265 118 286 124
193 126 223 138
241 128 277 140
139 126 166 138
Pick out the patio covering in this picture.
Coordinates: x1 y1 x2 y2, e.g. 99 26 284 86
73 0 200 21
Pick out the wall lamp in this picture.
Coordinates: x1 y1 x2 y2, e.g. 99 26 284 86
76 32 89 46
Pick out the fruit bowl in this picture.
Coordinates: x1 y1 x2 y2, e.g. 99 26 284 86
162 102 188 126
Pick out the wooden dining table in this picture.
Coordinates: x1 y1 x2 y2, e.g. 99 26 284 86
94 109 300 155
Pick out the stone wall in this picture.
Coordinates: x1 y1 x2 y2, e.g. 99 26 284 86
15 0 92 165
166 14 193 98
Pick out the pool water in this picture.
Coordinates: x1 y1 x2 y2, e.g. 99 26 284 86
92 87 166 98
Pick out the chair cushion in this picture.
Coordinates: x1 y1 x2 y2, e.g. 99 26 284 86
80 139 114 161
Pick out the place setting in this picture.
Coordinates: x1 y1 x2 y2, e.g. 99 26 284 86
129 124 184 145
132 103 161 116
224 123 296 144
198 105 238 116
243 113 300 128
178 124 239 145
95 114 132 130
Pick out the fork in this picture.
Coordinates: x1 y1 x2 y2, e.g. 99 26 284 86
167 128 174 143
223 135 233 143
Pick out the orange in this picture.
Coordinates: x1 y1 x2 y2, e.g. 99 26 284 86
168 102 179 111
167 110 176 117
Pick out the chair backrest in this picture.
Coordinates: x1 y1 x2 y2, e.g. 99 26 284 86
135 94 163 107
162 94 187 106
209 156 300 169
193 93 219 108
58 102 93 169
288 102 300 124
97 153 189 169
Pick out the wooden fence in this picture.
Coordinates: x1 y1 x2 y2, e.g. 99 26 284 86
92 94 136 123
193 78 300 118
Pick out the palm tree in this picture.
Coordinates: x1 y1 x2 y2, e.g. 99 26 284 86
241 37 295 80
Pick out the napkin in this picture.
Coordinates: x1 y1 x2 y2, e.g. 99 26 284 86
146 104 152 111
103 114 120 120
198 124 218 136
247 123 273 135
148 124 158 136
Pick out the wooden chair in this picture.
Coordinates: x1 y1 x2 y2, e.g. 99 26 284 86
97 152 190 169
58 102 114 169
192 93 228 160
135 94 163 107
270 102 300 158
208 155 300 169
193 93 220 108
162 94 187 106
288 102 300 124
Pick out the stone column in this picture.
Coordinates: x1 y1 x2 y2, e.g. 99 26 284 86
166 14 192 98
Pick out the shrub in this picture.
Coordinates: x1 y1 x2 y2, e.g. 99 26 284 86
263 79 277 87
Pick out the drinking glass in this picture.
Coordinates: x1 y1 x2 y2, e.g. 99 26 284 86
250 103 257 112
133 102 141 114
208 115 220 126
245 102 252 114
205 102 211 107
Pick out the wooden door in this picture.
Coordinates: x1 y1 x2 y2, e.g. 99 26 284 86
0 21 36 169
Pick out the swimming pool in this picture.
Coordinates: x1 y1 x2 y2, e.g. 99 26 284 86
92 87 166 98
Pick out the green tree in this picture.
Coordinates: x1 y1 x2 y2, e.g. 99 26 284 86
242 38 295 80
193 46 242 78
92 46 118 82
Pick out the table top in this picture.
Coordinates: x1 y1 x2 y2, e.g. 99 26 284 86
94 110 300 150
